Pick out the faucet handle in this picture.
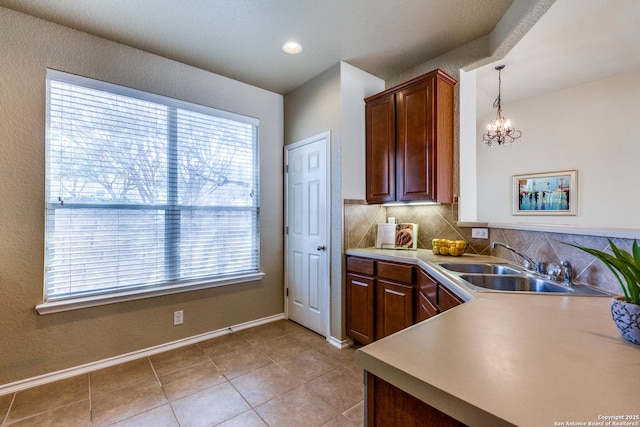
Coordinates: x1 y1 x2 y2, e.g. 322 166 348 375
547 263 561 280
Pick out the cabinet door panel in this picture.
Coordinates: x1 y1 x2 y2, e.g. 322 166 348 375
346 273 375 344
366 93 395 203
396 78 435 201
376 280 413 340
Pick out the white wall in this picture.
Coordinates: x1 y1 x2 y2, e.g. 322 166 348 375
477 69 640 229
340 62 385 200
458 69 478 222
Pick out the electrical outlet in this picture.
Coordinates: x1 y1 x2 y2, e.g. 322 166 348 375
471 228 489 239
173 310 183 325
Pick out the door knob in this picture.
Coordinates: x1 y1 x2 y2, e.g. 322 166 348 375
317 245 326 251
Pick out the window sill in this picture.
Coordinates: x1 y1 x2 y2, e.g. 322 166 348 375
36 272 265 315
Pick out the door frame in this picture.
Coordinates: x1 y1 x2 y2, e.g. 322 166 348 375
284 131 331 338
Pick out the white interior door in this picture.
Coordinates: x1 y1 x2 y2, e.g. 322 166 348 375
284 132 330 337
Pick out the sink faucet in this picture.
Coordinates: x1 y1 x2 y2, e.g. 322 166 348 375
561 260 573 286
491 242 545 274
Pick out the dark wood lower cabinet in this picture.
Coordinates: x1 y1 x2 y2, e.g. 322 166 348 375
345 255 465 344
366 372 467 427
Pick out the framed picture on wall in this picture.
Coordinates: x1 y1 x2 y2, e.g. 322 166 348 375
512 170 577 215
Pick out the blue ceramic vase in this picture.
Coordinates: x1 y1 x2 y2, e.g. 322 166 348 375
611 297 640 345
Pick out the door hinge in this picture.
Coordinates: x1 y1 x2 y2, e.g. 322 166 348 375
286 288 289 297
285 225 288 235
285 164 288 173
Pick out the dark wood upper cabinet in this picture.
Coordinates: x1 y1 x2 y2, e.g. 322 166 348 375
365 69 456 204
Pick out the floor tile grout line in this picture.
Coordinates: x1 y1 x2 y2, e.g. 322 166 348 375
102 402 177 427
103 356 183 427
146 356 165 393
88 373 93 423
166 399 182 427
227 377 257 409
147 344 211 378
1 393 15 427
5 399 91 426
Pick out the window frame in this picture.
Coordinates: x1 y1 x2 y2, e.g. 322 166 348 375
37 69 263 315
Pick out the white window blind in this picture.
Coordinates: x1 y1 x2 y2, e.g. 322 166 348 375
44 69 260 302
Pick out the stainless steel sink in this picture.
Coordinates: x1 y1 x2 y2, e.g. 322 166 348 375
457 274 613 296
459 274 570 293
439 263 524 275
437 261 614 296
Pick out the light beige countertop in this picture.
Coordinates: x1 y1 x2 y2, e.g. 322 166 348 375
347 248 640 427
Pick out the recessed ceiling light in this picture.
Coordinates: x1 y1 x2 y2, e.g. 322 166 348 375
282 41 302 55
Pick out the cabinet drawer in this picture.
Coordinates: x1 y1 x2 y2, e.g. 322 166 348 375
439 284 464 312
377 261 414 284
346 256 374 276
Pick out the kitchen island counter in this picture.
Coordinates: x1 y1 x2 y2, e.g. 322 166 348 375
348 248 639 426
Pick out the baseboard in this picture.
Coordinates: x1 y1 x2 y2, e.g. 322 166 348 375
0 313 285 397
328 335 354 349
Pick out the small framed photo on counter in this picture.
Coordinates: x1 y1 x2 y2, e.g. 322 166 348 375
513 170 577 215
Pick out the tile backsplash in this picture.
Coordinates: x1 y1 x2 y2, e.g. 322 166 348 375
344 200 632 295
344 201 491 255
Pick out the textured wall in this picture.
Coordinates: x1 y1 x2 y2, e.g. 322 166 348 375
0 8 284 386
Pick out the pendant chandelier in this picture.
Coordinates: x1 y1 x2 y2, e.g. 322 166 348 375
482 64 522 146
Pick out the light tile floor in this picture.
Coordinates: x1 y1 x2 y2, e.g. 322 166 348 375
0 320 364 426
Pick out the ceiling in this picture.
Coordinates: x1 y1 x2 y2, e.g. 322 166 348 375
1 0 638 107
476 0 640 118
0 0 513 94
